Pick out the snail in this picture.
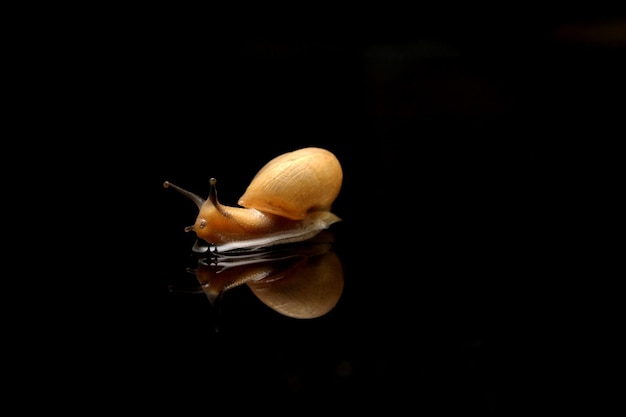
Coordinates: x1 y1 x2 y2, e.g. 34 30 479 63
164 147 343 252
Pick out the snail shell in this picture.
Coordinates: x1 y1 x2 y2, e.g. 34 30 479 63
238 147 343 220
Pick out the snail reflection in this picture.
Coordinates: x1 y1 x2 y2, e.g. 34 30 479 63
180 231 343 320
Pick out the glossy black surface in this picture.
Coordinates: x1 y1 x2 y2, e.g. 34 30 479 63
36 10 623 412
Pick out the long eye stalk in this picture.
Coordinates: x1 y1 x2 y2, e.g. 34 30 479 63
163 181 206 209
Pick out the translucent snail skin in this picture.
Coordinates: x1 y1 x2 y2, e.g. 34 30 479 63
164 147 343 252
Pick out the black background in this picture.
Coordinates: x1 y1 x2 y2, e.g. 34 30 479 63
22 6 624 412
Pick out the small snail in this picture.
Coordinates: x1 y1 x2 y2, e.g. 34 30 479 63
164 147 343 252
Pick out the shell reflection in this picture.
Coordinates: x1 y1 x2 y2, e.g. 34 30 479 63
186 231 343 319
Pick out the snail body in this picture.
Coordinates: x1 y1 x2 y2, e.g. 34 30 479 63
164 147 342 252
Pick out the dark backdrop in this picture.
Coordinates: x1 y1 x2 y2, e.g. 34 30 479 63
29 7 624 412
